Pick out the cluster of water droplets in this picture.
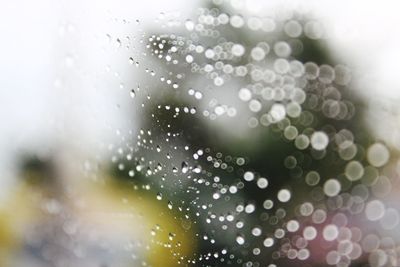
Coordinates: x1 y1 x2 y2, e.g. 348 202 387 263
95 2 400 267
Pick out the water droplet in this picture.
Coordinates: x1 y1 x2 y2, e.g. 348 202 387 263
303 226 317 240
251 47 266 61
257 177 268 189
181 161 188 173
286 220 300 232
367 143 390 167
277 189 291 202
231 44 245 57
365 200 385 221
243 171 255 181
310 131 329 150
345 161 364 181
323 224 339 241
236 235 245 245
130 89 136 98
324 179 341 197
263 237 274 247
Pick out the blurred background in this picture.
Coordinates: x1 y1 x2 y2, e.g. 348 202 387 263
1 0 400 266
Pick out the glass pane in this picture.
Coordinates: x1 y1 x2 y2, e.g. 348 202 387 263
1 1 400 266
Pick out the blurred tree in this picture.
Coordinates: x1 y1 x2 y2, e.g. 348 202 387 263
108 1 390 267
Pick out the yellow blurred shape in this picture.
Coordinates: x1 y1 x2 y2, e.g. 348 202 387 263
74 177 197 266
0 170 197 266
